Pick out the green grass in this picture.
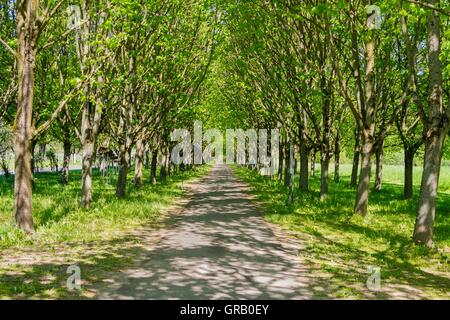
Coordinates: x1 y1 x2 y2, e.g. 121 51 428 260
233 163 450 299
0 166 208 249
0 165 209 299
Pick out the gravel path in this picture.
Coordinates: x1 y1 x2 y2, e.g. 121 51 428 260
95 164 312 299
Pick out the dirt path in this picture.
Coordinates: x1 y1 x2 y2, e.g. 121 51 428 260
94 164 313 299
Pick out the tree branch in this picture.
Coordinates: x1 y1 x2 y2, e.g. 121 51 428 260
32 62 102 140
407 0 450 16
0 37 17 59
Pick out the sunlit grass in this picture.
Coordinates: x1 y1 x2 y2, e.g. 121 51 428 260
0 165 209 299
0 166 209 249
233 163 450 299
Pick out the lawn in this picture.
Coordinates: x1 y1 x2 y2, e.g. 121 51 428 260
0 166 208 248
233 163 450 299
0 165 209 299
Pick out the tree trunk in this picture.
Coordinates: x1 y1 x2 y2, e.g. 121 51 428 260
61 137 71 185
99 156 106 179
277 143 283 181
354 21 376 217
351 128 361 187
165 146 171 176
80 0 92 209
30 139 37 189
14 0 39 232
404 147 414 199
413 2 447 246
79 0 102 208
413 130 446 246
80 90 102 209
144 148 150 169
374 141 384 191
14 131 34 232
334 130 340 183
160 146 167 181
299 141 309 191
354 136 373 216
310 150 316 177
294 156 298 176
151 150 158 185
134 139 144 188
116 145 129 198
320 154 330 201
1 152 10 178
298 110 309 190
81 141 94 208
284 143 290 187
287 143 295 204
30 139 37 175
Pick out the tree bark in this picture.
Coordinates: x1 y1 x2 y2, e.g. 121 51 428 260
310 150 316 177
293 155 297 176
277 142 283 181
30 139 37 189
115 90 133 197
165 145 171 176
284 143 290 187
14 130 34 232
61 136 71 185
168 157 172 176
354 23 376 217
354 133 373 216
14 0 39 232
80 88 102 209
299 140 309 191
151 150 158 185
99 156 106 179
144 148 150 169
116 144 129 198
350 128 361 187
413 1 447 246
1 151 10 178
404 147 414 199
30 139 37 175
134 139 144 188
413 130 447 245
79 2 102 209
287 143 295 204
298 110 309 190
320 154 330 201
81 141 94 208
334 129 340 183
160 146 167 181
374 140 384 191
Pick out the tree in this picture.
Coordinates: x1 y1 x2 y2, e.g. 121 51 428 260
413 0 449 246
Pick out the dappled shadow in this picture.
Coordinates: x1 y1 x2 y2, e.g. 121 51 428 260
2 164 449 299
234 166 450 299
92 165 318 299
0 168 195 230
0 164 322 299
294 227 450 299
0 236 147 299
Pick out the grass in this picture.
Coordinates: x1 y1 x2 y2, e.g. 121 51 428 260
0 165 209 299
233 163 450 299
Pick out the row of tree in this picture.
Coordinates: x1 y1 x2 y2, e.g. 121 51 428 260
1 0 449 247
0 0 219 232
213 0 449 246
